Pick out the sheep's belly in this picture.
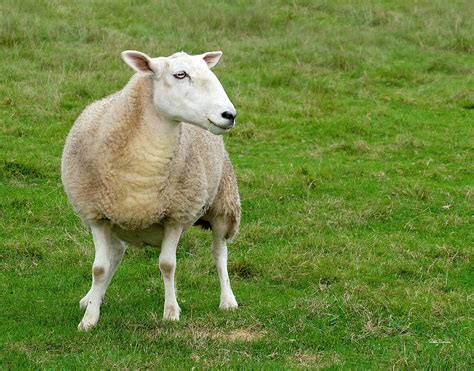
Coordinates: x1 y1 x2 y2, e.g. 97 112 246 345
112 224 164 247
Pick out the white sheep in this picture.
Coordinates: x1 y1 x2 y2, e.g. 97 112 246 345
61 49 240 331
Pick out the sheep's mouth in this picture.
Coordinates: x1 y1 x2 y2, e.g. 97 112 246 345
207 119 232 131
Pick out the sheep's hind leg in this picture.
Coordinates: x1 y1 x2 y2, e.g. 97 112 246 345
211 219 238 310
78 221 124 331
159 224 183 321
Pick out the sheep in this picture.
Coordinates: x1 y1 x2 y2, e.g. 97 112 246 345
61 49 240 331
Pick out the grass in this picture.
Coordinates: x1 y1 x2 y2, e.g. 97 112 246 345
1 0 473 368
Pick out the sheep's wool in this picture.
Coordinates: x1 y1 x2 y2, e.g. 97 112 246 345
61 74 240 238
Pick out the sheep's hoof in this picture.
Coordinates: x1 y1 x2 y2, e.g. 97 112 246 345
78 319 97 331
163 304 181 321
78 307 100 331
219 296 238 310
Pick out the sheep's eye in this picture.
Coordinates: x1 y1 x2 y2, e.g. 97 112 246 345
173 71 187 79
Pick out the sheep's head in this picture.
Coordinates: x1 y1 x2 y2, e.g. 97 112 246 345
121 49 236 135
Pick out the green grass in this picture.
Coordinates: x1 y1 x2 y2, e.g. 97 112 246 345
1 0 473 368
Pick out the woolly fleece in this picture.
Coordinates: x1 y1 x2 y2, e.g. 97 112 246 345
61 73 240 239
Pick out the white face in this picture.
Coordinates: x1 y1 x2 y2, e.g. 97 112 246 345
121 50 236 135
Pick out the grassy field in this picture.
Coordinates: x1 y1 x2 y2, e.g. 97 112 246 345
1 0 473 368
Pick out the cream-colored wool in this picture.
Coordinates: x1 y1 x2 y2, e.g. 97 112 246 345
61 73 240 238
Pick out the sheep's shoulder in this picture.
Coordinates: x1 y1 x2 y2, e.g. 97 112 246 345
163 124 227 224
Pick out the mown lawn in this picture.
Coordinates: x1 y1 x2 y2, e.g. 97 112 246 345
1 0 473 368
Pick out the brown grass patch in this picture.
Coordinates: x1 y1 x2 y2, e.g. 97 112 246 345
291 350 342 369
186 323 265 342
226 329 263 341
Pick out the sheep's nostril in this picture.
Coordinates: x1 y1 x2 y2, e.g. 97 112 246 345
221 111 236 121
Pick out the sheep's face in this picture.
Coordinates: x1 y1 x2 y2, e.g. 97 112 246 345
122 50 236 135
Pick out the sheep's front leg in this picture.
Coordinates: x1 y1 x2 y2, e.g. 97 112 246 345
78 221 122 331
212 221 238 310
79 236 126 310
159 224 183 321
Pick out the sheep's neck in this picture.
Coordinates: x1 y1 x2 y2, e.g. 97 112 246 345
119 105 181 210
143 105 179 152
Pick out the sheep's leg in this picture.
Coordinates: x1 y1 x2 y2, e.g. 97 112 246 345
78 221 121 331
212 220 238 310
159 224 183 321
79 235 126 310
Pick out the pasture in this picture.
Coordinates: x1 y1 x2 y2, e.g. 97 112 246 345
1 0 473 368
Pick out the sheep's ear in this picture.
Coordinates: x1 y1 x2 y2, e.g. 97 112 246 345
201 51 223 69
121 50 154 73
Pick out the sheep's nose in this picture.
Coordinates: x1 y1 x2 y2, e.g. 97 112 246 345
221 111 236 122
